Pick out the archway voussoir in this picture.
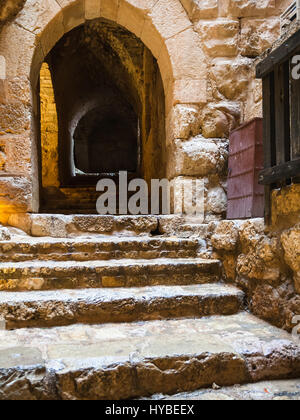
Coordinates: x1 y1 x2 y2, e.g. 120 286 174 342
38 12 65 58
30 42 45 89
0 23 36 81
100 0 119 21
85 0 101 20
117 0 147 38
140 16 163 59
61 0 85 33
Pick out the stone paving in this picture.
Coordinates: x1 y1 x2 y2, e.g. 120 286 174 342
0 313 299 399
152 379 300 400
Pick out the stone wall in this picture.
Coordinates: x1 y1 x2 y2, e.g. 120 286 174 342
0 0 286 218
210 183 300 332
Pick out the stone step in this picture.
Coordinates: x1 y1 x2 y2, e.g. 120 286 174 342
0 237 200 263
8 214 160 238
0 258 221 291
0 284 244 329
148 379 300 400
7 213 211 239
0 313 299 400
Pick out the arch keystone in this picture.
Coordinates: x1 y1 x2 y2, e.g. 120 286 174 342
100 0 119 21
85 0 101 20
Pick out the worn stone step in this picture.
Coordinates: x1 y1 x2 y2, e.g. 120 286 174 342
8 214 160 238
0 258 221 291
0 284 244 329
0 236 200 262
6 213 212 239
0 313 299 400
148 379 300 400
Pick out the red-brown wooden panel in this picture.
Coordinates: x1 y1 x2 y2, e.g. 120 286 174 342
227 118 264 220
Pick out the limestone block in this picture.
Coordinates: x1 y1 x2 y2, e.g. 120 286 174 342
251 284 281 324
181 0 219 21
272 184 300 227
165 27 206 80
15 0 61 35
0 133 31 177
141 16 164 59
201 107 229 138
167 105 201 141
158 214 186 234
157 50 173 111
173 79 208 105
85 0 101 20
117 0 148 38
171 135 228 177
210 57 252 100
150 0 191 40
238 218 266 252
224 0 276 18
39 10 65 57
69 215 115 234
237 252 281 283
222 253 237 281
100 0 119 21
7 213 32 235
0 225 11 241
201 101 240 138
206 186 227 214
237 220 281 284
31 215 70 237
120 0 157 12
0 23 36 80
170 176 205 218
115 216 158 234
240 18 280 57
5 76 31 105
61 0 85 33
281 226 300 294
0 102 31 135
211 220 239 251
30 42 45 89
243 77 263 121
0 176 32 213
197 20 239 57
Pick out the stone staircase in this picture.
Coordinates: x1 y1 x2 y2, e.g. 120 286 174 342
0 215 299 400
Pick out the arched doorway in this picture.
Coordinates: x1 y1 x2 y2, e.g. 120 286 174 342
0 0 208 220
39 18 165 213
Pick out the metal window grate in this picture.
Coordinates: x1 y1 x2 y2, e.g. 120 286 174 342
281 1 300 33
256 27 300 221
